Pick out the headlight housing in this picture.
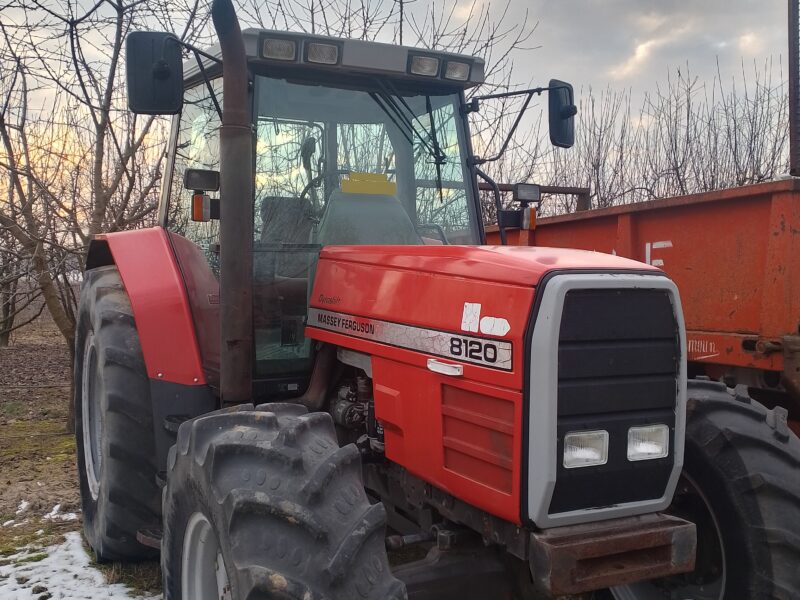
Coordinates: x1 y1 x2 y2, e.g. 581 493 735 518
563 430 609 469
627 424 670 461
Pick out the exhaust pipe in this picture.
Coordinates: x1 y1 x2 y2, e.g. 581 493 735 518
211 0 253 404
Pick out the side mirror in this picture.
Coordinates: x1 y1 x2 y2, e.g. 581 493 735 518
184 168 220 192
126 31 183 115
548 79 577 149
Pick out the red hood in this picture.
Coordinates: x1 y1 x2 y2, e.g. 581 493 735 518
319 244 656 287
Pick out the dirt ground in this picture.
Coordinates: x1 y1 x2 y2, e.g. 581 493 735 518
0 313 161 596
0 314 78 553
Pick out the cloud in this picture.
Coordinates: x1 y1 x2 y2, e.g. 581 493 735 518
634 12 668 33
454 1 479 21
737 32 764 55
608 21 695 80
609 38 666 79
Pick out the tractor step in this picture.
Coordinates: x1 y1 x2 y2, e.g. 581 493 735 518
163 414 192 434
136 527 162 549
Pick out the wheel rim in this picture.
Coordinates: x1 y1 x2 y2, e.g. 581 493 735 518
182 512 231 600
610 474 726 600
81 332 102 500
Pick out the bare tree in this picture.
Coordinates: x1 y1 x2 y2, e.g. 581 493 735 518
516 59 790 216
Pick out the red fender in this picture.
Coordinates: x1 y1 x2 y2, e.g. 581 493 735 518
87 227 207 386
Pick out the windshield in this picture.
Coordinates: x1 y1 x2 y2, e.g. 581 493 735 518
253 74 480 246
248 74 479 381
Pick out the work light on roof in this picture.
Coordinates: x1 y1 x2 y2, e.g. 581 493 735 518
306 42 339 65
444 61 470 81
409 55 440 77
263 38 296 61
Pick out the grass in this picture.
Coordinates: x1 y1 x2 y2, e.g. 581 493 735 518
0 400 27 420
0 415 78 563
97 561 162 594
80 537 162 594
0 421 74 461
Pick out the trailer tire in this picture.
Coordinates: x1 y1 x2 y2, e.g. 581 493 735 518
686 381 800 599
161 403 406 600
75 266 160 561
612 379 800 600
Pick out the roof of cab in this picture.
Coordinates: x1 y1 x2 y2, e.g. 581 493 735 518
184 28 485 88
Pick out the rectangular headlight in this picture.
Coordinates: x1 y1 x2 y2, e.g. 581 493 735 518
307 42 339 65
263 38 297 61
409 55 440 77
444 61 470 81
627 425 669 461
563 430 608 469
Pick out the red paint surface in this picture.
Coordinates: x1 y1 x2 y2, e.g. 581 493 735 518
168 232 221 386
320 244 656 288
307 244 643 523
96 228 206 386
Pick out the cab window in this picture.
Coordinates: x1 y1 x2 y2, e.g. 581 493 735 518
168 80 222 267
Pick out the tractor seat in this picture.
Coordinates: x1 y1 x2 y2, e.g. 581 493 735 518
316 190 421 246
259 195 314 244
257 194 315 282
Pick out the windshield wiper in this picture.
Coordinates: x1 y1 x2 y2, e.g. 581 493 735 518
368 80 448 201
425 94 446 203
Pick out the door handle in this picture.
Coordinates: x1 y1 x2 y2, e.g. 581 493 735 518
427 359 463 377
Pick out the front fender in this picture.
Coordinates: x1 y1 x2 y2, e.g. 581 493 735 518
86 227 206 386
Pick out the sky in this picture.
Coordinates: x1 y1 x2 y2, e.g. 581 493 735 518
495 0 788 104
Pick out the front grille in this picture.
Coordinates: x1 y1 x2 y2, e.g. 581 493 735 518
548 288 680 515
558 289 679 415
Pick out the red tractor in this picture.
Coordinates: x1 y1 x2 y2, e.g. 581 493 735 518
73 1 798 598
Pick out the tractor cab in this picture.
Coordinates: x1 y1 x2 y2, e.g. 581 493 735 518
128 28 574 396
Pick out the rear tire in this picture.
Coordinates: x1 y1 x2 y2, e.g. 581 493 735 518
162 403 406 600
75 266 160 561
612 380 800 599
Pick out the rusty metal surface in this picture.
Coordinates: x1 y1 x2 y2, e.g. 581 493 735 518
790 0 800 175
686 331 784 372
781 337 800 420
528 513 696 595
532 179 800 224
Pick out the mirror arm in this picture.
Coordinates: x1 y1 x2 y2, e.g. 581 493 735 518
471 90 535 165
473 84 569 102
475 168 507 245
184 43 223 66
470 84 575 165
191 47 223 120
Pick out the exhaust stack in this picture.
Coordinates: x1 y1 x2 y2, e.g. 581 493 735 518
211 0 253 403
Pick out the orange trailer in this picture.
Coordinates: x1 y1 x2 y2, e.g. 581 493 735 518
488 179 800 434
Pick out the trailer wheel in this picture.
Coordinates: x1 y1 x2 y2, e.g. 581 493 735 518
612 380 800 600
75 266 160 560
161 403 406 600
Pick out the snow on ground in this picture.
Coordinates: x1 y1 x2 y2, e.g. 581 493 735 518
0 532 160 599
41 504 77 523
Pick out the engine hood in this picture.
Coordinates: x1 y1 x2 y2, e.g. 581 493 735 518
318 244 656 287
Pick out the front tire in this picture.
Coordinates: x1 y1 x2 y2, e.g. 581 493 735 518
75 266 160 560
612 380 800 599
162 403 406 600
